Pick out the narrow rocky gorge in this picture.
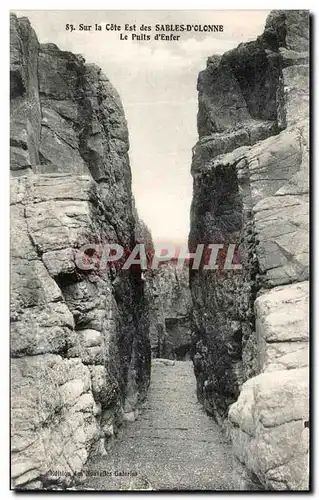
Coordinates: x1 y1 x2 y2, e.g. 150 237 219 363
189 10 309 490
10 10 310 492
134 218 192 361
146 263 192 360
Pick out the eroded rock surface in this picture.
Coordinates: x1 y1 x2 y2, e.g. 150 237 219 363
10 13 151 489
146 263 192 360
189 10 309 490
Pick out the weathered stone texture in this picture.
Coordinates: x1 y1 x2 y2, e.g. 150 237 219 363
10 15 41 169
10 13 151 489
145 263 192 360
229 367 309 490
189 10 309 490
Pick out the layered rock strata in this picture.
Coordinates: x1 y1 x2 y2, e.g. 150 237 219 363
146 263 192 360
189 10 309 490
134 219 193 360
10 14 151 489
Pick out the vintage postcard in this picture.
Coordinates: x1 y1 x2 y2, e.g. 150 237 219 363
10 9 309 491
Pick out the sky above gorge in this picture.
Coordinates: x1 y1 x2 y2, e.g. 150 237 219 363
16 10 270 245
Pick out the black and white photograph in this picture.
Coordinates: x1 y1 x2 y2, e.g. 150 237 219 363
9 8 310 491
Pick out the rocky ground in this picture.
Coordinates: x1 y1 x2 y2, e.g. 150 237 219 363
81 361 242 491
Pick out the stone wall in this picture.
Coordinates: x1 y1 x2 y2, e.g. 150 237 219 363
10 14 151 489
189 10 309 490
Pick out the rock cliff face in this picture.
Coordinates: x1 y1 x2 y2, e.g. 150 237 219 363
146 263 192 360
134 217 192 360
189 10 309 490
10 14 151 489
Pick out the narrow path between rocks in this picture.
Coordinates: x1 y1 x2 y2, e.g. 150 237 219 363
82 361 241 491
